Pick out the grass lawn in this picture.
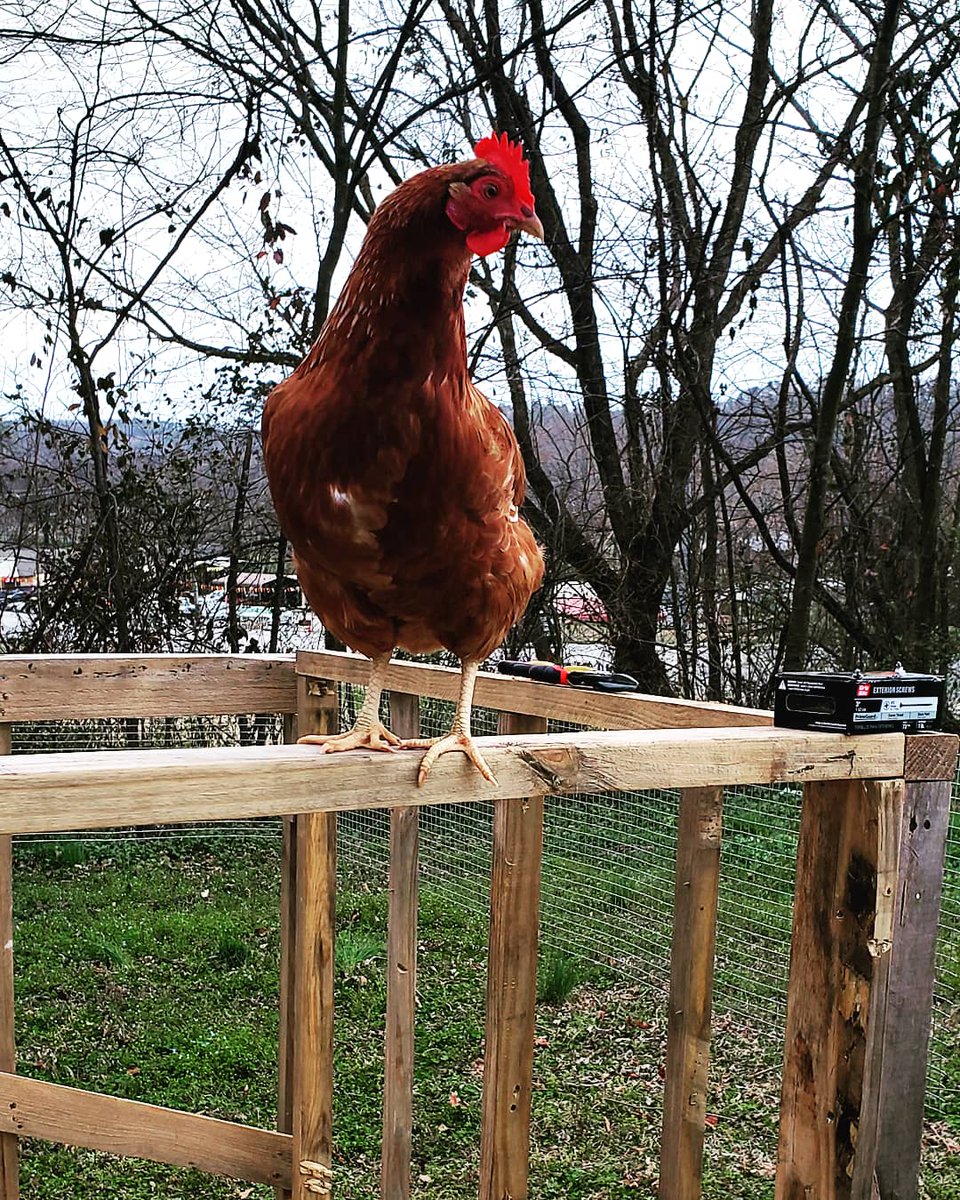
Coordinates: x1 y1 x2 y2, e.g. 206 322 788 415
7 834 960 1198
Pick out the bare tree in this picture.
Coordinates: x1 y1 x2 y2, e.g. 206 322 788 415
3 0 960 697
0 10 264 647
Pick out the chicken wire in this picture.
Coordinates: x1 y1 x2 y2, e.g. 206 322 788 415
5 695 960 1148
11 713 286 754
9 715 288 846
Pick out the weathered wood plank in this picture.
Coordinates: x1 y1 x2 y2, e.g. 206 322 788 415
291 812 336 1200
0 725 16 1200
0 650 772 728
277 813 298 1200
298 650 772 730
276 710 306 1200
291 678 338 1200
659 787 724 1200
388 692 420 742
0 1072 291 1187
381 807 419 1200
0 727 906 836
0 655 297 720
873 773 954 1199
845 783 903 1200
775 779 904 1200
381 693 420 1200
479 712 547 1200
903 732 959 781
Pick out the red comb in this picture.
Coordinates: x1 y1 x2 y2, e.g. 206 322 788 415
474 131 535 208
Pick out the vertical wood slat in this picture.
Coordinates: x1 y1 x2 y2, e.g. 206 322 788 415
0 724 17 1200
775 778 905 1200
659 787 724 1200
276 713 300 1200
479 711 547 1200
872 746 955 1200
381 693 421 1200
290 678 338 1200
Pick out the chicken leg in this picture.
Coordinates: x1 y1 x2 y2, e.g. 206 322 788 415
298 651 401 754
410 659 495 786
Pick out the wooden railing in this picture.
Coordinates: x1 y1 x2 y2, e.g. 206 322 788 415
0 650 955 1200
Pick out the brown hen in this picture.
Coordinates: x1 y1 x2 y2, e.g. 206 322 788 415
262 133 545 784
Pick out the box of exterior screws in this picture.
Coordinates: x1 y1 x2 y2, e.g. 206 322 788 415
773 665 944 734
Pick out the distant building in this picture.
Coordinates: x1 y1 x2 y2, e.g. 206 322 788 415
211 572 302 607
554 582 608 645
0 548 40 590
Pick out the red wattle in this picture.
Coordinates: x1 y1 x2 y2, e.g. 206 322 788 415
466 226 510 256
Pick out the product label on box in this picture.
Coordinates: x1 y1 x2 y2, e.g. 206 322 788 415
853 696 940 723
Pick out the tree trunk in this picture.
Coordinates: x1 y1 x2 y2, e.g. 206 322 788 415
701 441 723 701
270 532 288 654
226 429 254 655
783 0 903 668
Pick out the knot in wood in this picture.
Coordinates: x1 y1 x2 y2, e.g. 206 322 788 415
697 795 723 842
517 745 588 792
867 936 892 958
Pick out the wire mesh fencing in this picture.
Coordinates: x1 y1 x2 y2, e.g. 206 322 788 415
4 686 959 1162
11 714 287 754
366 693 958 1140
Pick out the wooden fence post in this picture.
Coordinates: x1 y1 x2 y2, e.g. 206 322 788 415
776 735 958 1200
284 676 338 1200
479 712 547 1200
277 712 300 1200
659 786 724 1200
381 693 421 1200
872 734 958 1200
0 723 17 1200
776 776 903 1200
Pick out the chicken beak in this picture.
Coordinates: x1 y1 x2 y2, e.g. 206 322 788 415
510 212 545 240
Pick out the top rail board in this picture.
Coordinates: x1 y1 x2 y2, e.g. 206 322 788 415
0 726 905 835
296 651 773 730
0 652 774 729
0 655 298 721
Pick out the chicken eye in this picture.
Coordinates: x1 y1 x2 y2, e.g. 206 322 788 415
481 181 500 200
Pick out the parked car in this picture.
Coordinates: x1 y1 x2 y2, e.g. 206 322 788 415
1 588 36 610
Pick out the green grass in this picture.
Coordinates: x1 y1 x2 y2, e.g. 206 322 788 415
336 926 384 975
7 834 960 1199
538 949 583 1005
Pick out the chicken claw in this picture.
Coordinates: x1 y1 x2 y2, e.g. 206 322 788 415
298 718 401 755
413 733 496 786
412 658 497 786
298 651 402 756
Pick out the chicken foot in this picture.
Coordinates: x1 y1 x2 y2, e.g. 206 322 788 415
406 659 496 787
298 651 401 753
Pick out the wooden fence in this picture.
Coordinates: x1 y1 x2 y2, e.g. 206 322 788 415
0 650 955 1200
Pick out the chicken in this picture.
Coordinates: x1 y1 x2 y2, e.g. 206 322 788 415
262 132 545 784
